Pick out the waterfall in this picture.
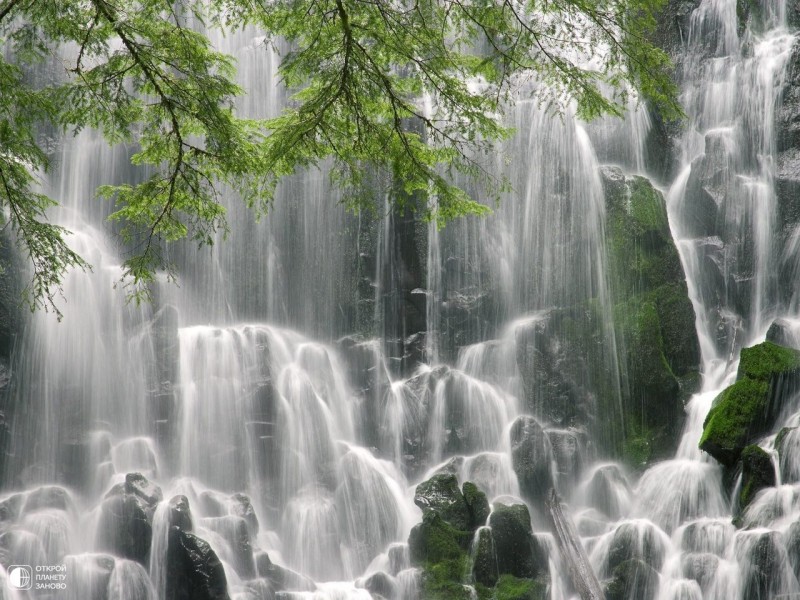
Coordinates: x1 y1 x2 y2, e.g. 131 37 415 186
2 1 800 599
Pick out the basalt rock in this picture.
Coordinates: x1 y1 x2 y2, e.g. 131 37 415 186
413 474 471 531
166 527 230 600
488 503 547 580
509 416 554 505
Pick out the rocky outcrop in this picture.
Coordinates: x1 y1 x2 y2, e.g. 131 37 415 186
602 168 701 466
166 527 230 600
96 474 162 564
408 474 548 600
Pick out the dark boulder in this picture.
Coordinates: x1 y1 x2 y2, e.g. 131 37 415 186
166 527 230 600
363 571 397 599
230 493 259 538
413 474 471 531
471 527 498 587
462 482 490 529
169 495 193 532
584 464 630 520
681 552 719 592
738 445 776 512
96 496 152 564
607 521 668 573
604 558 660 600
509 416 554 504
488 503 547 579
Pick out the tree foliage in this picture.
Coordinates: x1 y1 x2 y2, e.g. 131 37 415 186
0 0 679 311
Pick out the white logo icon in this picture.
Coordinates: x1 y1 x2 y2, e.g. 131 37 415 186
8 565 32 590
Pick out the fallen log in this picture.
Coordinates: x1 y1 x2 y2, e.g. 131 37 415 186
545 487 604 600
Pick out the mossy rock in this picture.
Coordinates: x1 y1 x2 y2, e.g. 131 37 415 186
462 482 490 529
700 341 800 467
419 557 473 600
699 378 770 467
408 510 471 565
738 445 776 512
493 574 548 600
737 342 800 382
414 473 471 531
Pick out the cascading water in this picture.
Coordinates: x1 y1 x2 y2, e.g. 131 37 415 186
2 1 800 599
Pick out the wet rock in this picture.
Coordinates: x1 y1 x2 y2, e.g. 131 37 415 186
96 494 152 564
461 482 490 529
230 493 259 538
547 429 585 489
202 515 255 579
767 318 798 347
681 552 719 592
584 464 630 520
363 571 397 599
414 474 471 531
169 495 193 532
738 445 776 512
607 521 667 572
604 558 660 600
123 472 163 505
408 511 470 564
166 527 230 600
509 416 554 504
488 503 547 579
784 521 800 581
254 551 316 592
0 493 23 523
513 313 594 430
240 579 275 600
387 544 409 576
738 531 788 600
64 553 116 600
471 527 498 587
701 342 800 467
23 485 74 514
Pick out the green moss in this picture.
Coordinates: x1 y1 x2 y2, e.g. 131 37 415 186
408 510 471 564
420 558 473 600
628 176 669 232
494 575 547 600
737 341 800 382
699 378 770 467
739 444 776 511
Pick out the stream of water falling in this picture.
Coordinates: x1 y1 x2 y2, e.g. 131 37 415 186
1 1 800 599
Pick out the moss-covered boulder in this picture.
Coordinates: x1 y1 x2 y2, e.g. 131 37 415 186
601 167 701 466
414 474 471 531
472 527 498 587
700 341 800 467
462 482 490 529
488 503 547 580
408 510 471 565
737 341 800 382
738 445 776 512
